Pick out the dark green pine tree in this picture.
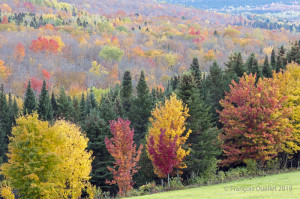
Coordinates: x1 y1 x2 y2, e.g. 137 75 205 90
271 48 276 70
164 80 173 98
246 53 256 74
225 52 246 78
89 89 98 110
121 71 133 117
129 71 153 144
82 109 115 192
276 55 283 72
190 57 202 88
57 87 73 120
287 42 300 64
176 74 221 178
99 94 116 123
7 93 15 135
262 55 273 78
72 96 80 123
12 98 19 119
206 62 225 123
37 80 53 121
0 85 9 162
252 58 262 83
234 52 246 77
23 81 37 115
278 45 287 66
51 92 58 119
79 93 86 122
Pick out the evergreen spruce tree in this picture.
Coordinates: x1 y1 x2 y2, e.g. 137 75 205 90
271 49 276 70
23 81 36 115
99 94 116 123
37 80 53 121
287 42 300 64
72 96 80 123
246 53 255 74
225 52 246 77
51 92 58 119
190 57 202 88
129 71 152 143
79 93 86 122
262 55 273 78
121 71 133 117
206 62 225 123
12 98 19 118
57 87 73 120
176 73 221 178
253 58 262 83
89 89 98 109
0 85 9 162
276 55 283 72
82 109 115 192
278 45 287 66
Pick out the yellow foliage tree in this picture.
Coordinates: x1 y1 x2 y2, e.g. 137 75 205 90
0 114 93 199
0 181 14 199
273 63 300 155
89 61 109 76
0 60 10 80
147 93 191 178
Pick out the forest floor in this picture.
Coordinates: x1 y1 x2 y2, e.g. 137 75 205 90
128 170 300 199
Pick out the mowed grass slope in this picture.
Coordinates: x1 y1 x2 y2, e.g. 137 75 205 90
128 171 300 199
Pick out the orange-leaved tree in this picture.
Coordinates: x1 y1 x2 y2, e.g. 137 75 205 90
105 118 143 197
147 93 191 179
219 73 292 167
13 43 25 63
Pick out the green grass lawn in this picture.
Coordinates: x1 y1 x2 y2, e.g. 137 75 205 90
128 171 300 199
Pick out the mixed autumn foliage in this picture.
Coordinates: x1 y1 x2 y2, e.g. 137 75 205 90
0 0 300 198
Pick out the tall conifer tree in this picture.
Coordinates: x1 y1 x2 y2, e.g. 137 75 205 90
23 81 36 115
38 80 53 121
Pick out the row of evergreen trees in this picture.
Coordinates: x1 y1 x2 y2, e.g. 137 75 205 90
0 42 299 192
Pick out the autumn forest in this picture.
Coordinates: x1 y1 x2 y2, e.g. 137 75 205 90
0 0 300 198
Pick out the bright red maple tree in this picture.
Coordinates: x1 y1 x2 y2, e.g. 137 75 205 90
147 128 179 184
218 74 292 167
30 37 59 54
105 118 143 196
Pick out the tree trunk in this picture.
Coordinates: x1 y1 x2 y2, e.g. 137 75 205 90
161 179 164 186
177 168 180 182
298 152 300 169
284 153 288 168
168 173 170 187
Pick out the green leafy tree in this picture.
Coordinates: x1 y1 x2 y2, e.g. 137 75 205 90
99 46 124 62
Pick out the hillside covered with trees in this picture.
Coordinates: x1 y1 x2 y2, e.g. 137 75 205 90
0 0 300 198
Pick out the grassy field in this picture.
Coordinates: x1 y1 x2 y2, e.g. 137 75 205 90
128 171 300 199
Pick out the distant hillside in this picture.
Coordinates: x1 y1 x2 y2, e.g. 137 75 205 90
163 0 298 9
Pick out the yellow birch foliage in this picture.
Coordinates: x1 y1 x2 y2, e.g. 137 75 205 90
273 63 300 154
0 181 14 199
0 114 93 199
147 93 191 178
52 120 93 199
